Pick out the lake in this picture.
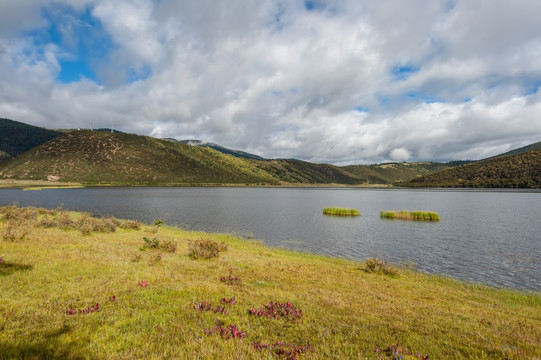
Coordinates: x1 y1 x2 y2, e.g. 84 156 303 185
0 187 539 291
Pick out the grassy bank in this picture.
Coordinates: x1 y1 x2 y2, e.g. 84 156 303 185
1 206 540 359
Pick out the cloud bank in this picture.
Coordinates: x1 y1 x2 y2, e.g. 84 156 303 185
1 0 541 164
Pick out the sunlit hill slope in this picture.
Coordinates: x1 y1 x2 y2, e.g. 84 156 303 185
0 131 278 185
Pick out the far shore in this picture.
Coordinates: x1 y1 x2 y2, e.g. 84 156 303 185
0 179 392 189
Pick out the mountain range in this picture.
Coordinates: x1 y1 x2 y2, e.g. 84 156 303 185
0 118 539 187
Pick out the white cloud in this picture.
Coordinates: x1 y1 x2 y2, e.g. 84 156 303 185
390 147 412 162
1 0 541 164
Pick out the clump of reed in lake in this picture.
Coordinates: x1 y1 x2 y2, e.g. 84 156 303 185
323 207 361 216
380 210 440 221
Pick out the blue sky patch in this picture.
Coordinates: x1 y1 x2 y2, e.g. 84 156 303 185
355 106 369 112
405 91 444 104
525 81 541 95
304 1 325 11
392 65 420 81
37 5 113 84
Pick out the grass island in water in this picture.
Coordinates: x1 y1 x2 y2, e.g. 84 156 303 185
323 207 361 216
380 210 440 221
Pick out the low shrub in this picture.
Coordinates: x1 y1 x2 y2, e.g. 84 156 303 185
56 213 75 230
188 238 228 259
79 222 93 236
120 220 141 230
140 237 176 252
141 237 159 249
159 239 177 253
364 258 399 276
2 222 29 242
0 205 39 223
93 218 117 233
37 217 57 228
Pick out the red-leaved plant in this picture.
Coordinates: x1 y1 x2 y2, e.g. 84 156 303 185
220 273 241 285
221 296 236 304
213 305 229 315
193 301 212 312
249 301 302 321
65 303 100 315
193 300 231 315
138 281 149 287
205 324 247 339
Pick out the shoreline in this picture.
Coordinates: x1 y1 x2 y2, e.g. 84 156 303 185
1 205 540 358
0 179 393 189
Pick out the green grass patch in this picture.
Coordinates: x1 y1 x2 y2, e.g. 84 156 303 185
380 210 440 221
323 207 361 216
0 205 539 359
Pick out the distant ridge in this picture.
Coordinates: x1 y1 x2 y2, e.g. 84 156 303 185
0 118 61 164
170 139 266 161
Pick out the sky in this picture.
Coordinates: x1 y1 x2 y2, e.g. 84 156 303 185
1 0 541 165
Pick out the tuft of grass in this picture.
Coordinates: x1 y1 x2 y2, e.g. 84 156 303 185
0 205 540 359
380 210 440 221
364 258 399 276
323 207 361 216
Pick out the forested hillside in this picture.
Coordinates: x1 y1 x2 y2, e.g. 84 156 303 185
0 118 61 163
405 149 541 188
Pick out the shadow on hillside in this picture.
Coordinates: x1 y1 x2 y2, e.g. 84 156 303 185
0 261 33 276
0 325 95 360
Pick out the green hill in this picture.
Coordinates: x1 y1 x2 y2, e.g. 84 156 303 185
0 119 474 186
404 149 541 188
0 127 447 186
0 118 61 164
0 131 278 185
342 162 451 184
255 159 366 184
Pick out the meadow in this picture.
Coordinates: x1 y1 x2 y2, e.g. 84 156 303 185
0 205 540 359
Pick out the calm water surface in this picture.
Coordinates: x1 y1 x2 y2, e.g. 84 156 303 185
1 187 539 290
